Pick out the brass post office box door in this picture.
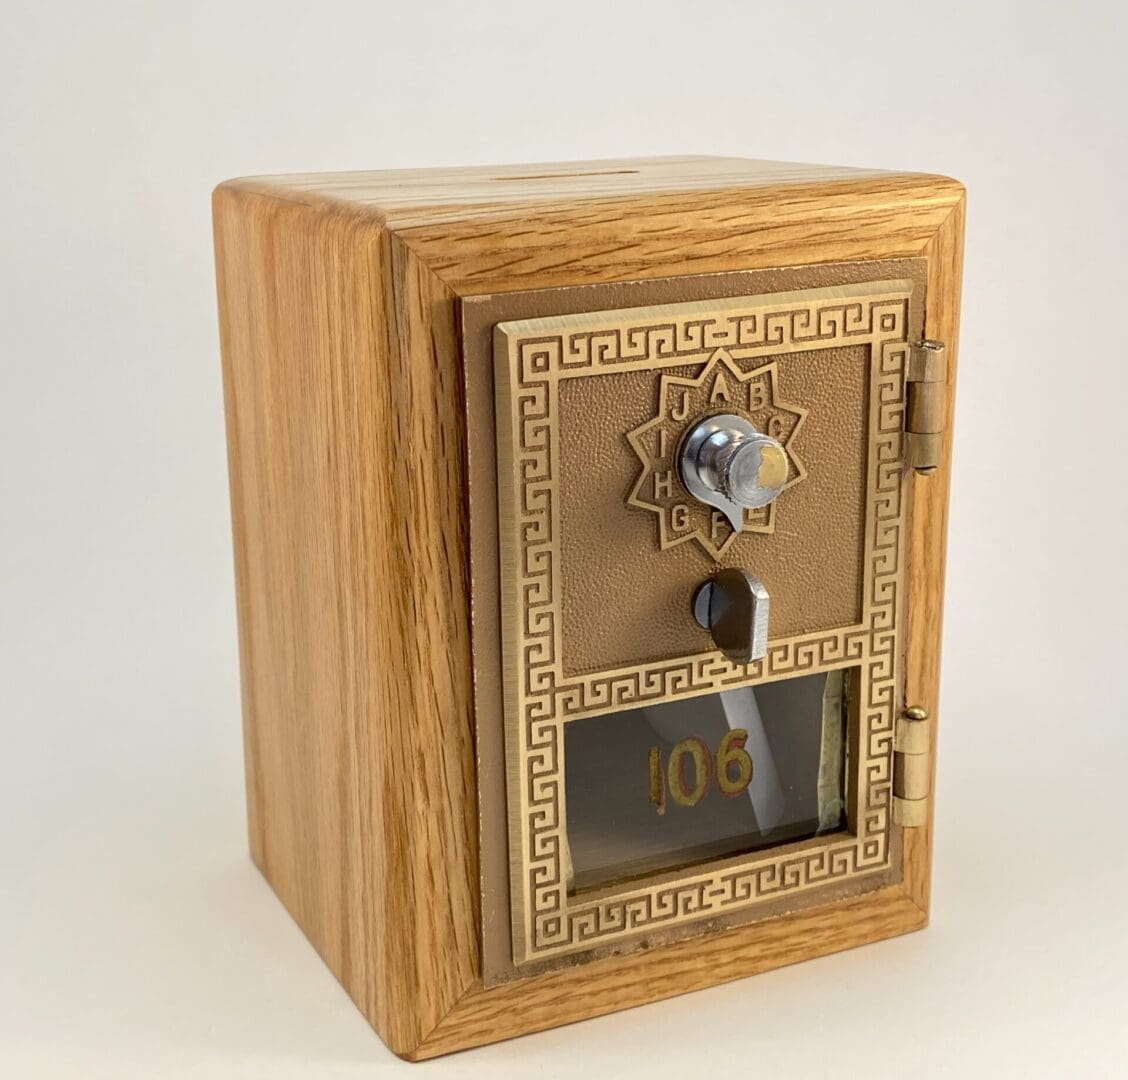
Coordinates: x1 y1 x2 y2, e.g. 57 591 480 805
466 261 928 975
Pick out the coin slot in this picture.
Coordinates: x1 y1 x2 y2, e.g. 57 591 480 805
491 169 640 181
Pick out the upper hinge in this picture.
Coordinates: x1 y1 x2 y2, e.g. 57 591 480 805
905 340 948 473
892 706 932 827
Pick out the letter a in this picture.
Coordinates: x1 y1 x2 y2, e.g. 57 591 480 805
710 371 730 404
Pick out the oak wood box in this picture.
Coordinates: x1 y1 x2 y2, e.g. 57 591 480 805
212 155 964 1060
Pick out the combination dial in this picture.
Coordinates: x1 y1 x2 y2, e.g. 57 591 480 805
679 413 790 531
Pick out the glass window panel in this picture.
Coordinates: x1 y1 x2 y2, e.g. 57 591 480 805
563 669 851 893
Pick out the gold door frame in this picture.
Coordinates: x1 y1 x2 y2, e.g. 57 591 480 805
494 281 912 965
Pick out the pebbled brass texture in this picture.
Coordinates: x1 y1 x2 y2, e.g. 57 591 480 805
493 280 917 964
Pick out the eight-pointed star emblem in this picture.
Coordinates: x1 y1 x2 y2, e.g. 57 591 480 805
626 348 808 559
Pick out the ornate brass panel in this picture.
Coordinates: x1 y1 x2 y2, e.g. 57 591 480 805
494 281 913 964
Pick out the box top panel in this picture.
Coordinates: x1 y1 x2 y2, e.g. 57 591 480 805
219 155 955 225
215 155 963 295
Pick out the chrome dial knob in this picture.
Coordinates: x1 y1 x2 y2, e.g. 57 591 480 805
679 413 789 530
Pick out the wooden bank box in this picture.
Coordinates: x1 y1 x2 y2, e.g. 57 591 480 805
213 156 964 1059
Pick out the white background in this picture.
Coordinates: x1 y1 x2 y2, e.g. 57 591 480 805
3 2 1126 1076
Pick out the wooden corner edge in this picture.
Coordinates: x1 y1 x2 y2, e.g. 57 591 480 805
210 174 390 226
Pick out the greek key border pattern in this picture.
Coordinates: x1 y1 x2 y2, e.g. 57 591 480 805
495 284 911 962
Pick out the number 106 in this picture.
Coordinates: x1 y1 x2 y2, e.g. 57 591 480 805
648 729 753 815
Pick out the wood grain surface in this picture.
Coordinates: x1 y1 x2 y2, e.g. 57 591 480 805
212 155 965 1059
213 193 478 1056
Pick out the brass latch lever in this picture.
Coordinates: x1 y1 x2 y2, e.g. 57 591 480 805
692 568 770 665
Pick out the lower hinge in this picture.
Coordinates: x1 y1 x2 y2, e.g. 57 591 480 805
905 340 948 473
893 706 932 827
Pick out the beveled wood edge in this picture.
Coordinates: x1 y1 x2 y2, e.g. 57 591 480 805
393 175 965 294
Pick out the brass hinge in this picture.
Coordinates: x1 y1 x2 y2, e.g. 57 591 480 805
893 706 932 827
905 340 948 472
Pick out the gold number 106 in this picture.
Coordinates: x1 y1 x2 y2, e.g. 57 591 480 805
648 729 753 815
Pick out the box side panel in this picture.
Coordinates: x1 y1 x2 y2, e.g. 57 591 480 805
212 186 477 1055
